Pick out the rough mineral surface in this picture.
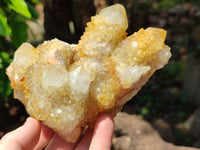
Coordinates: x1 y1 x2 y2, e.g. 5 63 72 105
6 4 171 142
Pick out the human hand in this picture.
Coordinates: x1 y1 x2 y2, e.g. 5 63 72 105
0 114 114 150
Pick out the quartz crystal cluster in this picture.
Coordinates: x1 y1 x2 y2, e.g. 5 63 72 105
6 4 171 142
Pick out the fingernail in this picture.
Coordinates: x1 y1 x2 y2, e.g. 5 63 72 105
24 117 32 126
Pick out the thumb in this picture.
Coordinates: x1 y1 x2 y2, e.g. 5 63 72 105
0 117 41 150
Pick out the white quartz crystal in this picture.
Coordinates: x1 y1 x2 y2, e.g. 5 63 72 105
69 65 91 99
116 63 150 88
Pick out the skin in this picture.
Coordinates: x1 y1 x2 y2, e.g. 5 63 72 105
0 114 114 150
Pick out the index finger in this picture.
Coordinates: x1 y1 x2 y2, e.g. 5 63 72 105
0 117 41 150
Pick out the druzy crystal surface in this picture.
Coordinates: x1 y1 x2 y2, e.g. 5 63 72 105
6 4 171 142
